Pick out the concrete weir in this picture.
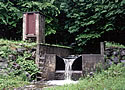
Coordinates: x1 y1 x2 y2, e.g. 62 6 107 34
35 43 104 81
55 55 82 80
22 12 105 81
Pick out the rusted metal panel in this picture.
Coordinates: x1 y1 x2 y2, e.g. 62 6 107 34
23 12 45 43
26 13 36 35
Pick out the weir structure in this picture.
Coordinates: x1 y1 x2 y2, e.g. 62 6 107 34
23 12 104 81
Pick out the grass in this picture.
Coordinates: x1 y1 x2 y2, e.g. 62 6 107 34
0 39 72 49
43 63 125 90
105 41 125 48
0 39 37 48
0 74 29 89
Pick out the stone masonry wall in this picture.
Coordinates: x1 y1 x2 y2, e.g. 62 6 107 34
105 47 125 65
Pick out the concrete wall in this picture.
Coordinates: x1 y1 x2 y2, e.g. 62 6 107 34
35 44 72 80
37 54 104 80
38 44 72 58
45 54 56 80
36 43 105 80
82 54 104 75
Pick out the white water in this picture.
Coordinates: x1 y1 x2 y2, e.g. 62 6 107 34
46 80 78 85
46 56 79 86
63 58 75 80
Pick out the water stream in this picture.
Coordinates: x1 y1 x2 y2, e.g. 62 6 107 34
46 55 78 85
63 58 75 80
18 55 79 89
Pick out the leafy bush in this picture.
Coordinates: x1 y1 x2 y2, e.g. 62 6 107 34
0 0 60 39
0 39 39 81
0 74 29 89
7 52 39 81
61 0 125 46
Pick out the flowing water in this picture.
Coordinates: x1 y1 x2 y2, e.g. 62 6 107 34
19 55 79 89
63 58 76 80
46 55 78 86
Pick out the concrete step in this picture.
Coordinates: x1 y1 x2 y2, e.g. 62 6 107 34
38 61 44 64
55 70 82 73
38 72 43 74
39 56 45 60
38 67 44 69
64 55 81 59
38 62 44 66
37 77 42 79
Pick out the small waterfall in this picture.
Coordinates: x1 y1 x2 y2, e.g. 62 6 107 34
63 58 75 80
46 55 80 85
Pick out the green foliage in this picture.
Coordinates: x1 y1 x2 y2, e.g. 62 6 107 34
8 52 39 81
0 45 13 58
0 39 36 58
106 41 125 48
61 0 125 46
0 39 39 81
0 0 60 39
0 74 29 89
0 1 20 26
1 0 125 51
44 63 125 90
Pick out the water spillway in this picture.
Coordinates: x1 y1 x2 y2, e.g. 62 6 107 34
63 57 76 80
40 53 104 86
55 55 82 80
46 55 82 85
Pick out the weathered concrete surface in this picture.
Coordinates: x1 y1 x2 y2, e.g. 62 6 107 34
45 54 56 80
38 54 104 80
55 71 82 80
35 42 105 80
35 44 72 81
35 44 72 66
82 54 104 75
39 44 72 58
